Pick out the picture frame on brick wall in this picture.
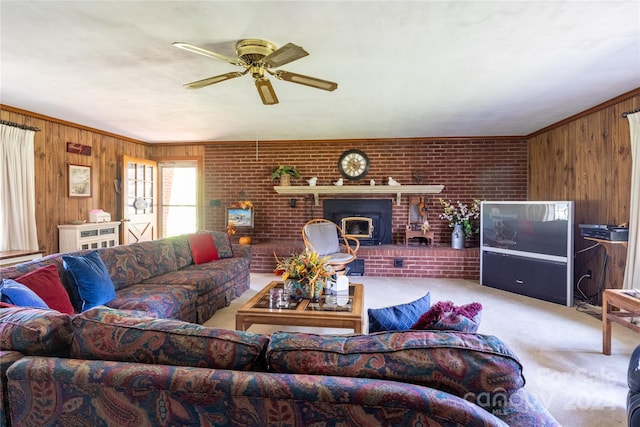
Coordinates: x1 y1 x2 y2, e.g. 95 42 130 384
227 208 253 228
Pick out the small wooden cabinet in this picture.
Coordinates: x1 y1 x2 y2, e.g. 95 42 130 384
58 221 120 252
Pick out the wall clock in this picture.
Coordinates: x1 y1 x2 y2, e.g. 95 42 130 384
338 149 370 181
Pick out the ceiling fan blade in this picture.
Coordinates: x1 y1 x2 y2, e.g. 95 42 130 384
262 43 308 68
184 71 246 89
272 70 338 91
173 42 245 66
255 78 279 105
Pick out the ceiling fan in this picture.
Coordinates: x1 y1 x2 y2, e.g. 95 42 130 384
173 39 338 105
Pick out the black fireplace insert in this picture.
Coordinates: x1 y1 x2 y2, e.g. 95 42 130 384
323 199 392 245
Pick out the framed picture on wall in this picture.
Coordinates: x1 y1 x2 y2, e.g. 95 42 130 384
227 208 253 227
68 164 92 198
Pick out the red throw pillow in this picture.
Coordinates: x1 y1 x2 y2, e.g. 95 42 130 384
16 264 75 315
188 233 219 264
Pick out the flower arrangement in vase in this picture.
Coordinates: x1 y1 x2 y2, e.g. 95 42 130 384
439 198 481 237
274 248 334 301
270 166 301 186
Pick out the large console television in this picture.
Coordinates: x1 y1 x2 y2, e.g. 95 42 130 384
480 201 574 306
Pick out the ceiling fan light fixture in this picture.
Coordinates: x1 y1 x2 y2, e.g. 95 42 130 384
255 78 279 105
174 38 337 104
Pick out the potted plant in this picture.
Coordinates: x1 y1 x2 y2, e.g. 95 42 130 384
270 165 301 186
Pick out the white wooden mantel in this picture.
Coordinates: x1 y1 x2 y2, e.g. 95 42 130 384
273 185 445 206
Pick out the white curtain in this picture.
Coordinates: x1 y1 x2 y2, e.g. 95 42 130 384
0 124 39 251
623 112 640 289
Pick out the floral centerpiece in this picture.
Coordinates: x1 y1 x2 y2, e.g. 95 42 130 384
439 198 481 237
274 248 334 300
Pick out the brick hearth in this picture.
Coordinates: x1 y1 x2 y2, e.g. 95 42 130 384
249 240 480 280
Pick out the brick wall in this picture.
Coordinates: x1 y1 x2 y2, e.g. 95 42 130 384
204 137 527 277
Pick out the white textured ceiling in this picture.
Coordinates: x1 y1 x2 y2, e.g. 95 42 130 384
1 1 639 143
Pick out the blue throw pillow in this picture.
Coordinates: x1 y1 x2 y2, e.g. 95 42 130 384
0 278 49 309
368 292 431 333
62 251 115 312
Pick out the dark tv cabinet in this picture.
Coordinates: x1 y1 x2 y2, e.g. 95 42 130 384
479 201 574 306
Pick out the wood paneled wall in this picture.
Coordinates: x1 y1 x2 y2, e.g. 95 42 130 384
1 106 148 254
528 89 640 300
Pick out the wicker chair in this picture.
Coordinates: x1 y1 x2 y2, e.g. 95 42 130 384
302 219 359 274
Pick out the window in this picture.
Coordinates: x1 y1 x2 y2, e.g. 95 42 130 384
159 161 198 237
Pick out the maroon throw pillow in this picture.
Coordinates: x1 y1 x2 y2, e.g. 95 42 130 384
16 264 75 315
188 233 219 264
412 301 482 333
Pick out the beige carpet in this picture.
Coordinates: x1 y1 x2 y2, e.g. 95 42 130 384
204 273 639 426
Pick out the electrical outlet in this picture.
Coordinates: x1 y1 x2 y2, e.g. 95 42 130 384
586 269 592 279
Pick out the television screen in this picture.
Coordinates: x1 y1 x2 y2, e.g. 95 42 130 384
481 201 573 259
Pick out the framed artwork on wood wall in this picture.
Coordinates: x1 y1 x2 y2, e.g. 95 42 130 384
68 164 92 198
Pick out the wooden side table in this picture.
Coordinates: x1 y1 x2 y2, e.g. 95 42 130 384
602 289 640 355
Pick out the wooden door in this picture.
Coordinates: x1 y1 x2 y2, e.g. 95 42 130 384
121 156 157 244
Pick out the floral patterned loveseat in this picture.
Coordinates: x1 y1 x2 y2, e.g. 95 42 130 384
0 306 560 426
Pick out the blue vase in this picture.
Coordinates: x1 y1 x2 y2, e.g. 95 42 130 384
451 224 465 249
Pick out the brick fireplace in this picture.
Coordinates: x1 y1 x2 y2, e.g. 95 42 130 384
203 138 527 279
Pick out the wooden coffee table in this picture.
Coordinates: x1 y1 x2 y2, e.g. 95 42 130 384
236 281 364 333
602 289 640 355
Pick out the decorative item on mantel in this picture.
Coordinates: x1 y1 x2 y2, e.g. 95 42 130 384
274 248 334 302
439 198 481 249
270 165 300 186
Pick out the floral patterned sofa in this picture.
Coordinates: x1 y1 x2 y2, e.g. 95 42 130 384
0 306 560 426
0 231 251 324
